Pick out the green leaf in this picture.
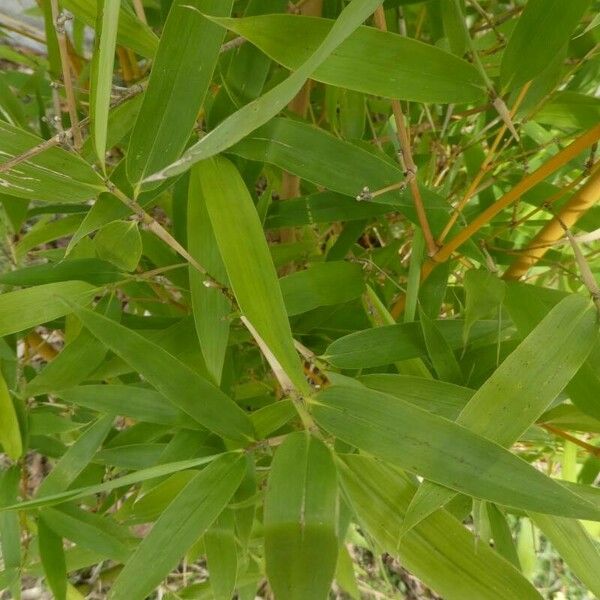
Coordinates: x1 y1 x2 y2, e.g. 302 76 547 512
463 269 505 344
228 118 452 234
212 14 485 104
40 504 133 563
501 0 592 90
360 374 472 420
0 258 123 286
530 513 600 596
126 0 233 187
194 156 307 393
0 466 21 599
205 510 238 600
94 220 142 271
25 296 120 397
324 319 500 369
312 385 600 520
0 370 22 460
2 453 227 513
90 0 120 168
188 165 230 384
110 453 245 600
38 515 67 600
0 122 106 203
61 0 158 58
419 307 463 384
70 303 255 442
0 281 97 338
264 432 339 600
37 415 114 497
57 384 195 428
145 0 385 182
280 262 365 316
339 454 541 600
403 295 599 533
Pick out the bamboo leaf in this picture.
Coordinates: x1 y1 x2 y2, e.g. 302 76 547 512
38 515 67 600
280 261 365 316
126 0 234 187
90 0 120 168
264 432 339 600
211 14 486 103
403 295 599 533
339 454 541 600
501 0 592 90
205 510 238 600
61 0 158 57
312 385 600 520
69 303 255 442
188 165 230 385
0 370 22 460
0 122 106 203
37 414 114 497
418 307 463 384
193 156 307 393
0 281 97 338
110 453 245 600
324 319 500 369
145 0 384 183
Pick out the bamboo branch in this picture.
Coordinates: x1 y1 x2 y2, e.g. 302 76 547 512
503 165 600 279
390 123 600 318
541 424 600 459
373 6 437 256
437 83 530 245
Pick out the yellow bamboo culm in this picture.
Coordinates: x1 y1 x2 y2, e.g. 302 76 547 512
390 123 600 318
503 165 600 280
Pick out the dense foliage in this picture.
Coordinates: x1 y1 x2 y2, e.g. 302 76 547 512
0 0 600 598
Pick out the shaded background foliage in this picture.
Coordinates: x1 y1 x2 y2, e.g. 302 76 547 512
0 0 600 598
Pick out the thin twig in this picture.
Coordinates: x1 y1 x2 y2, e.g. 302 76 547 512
0 11 46 43
373 6 436 256
49 0 82 149
0 83 146 174
541 424 600 459
437 82 530 245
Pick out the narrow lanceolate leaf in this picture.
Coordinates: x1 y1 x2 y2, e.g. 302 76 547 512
264 432 339 600
61 0 158 57
339 455 541 600
0 370 22 460
402 295 599 533
0 281 97 338
324 319 500 369
0 122 106 202
25 296 120 397
205 510 237 600
0 467 21 600
280 262 365 316
38 516 67 600
212 15 485 103
312 386 600 521
40 505 133 563
90 0 120 168
188 165 230 385
127 0 233 188
110 453 245 600
418 307 462 384
57 385 194 429
145 0 384 182
70 304 254 442
501 0 591 90
37 415 114 497
194 157 307 393
530 513 600 597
